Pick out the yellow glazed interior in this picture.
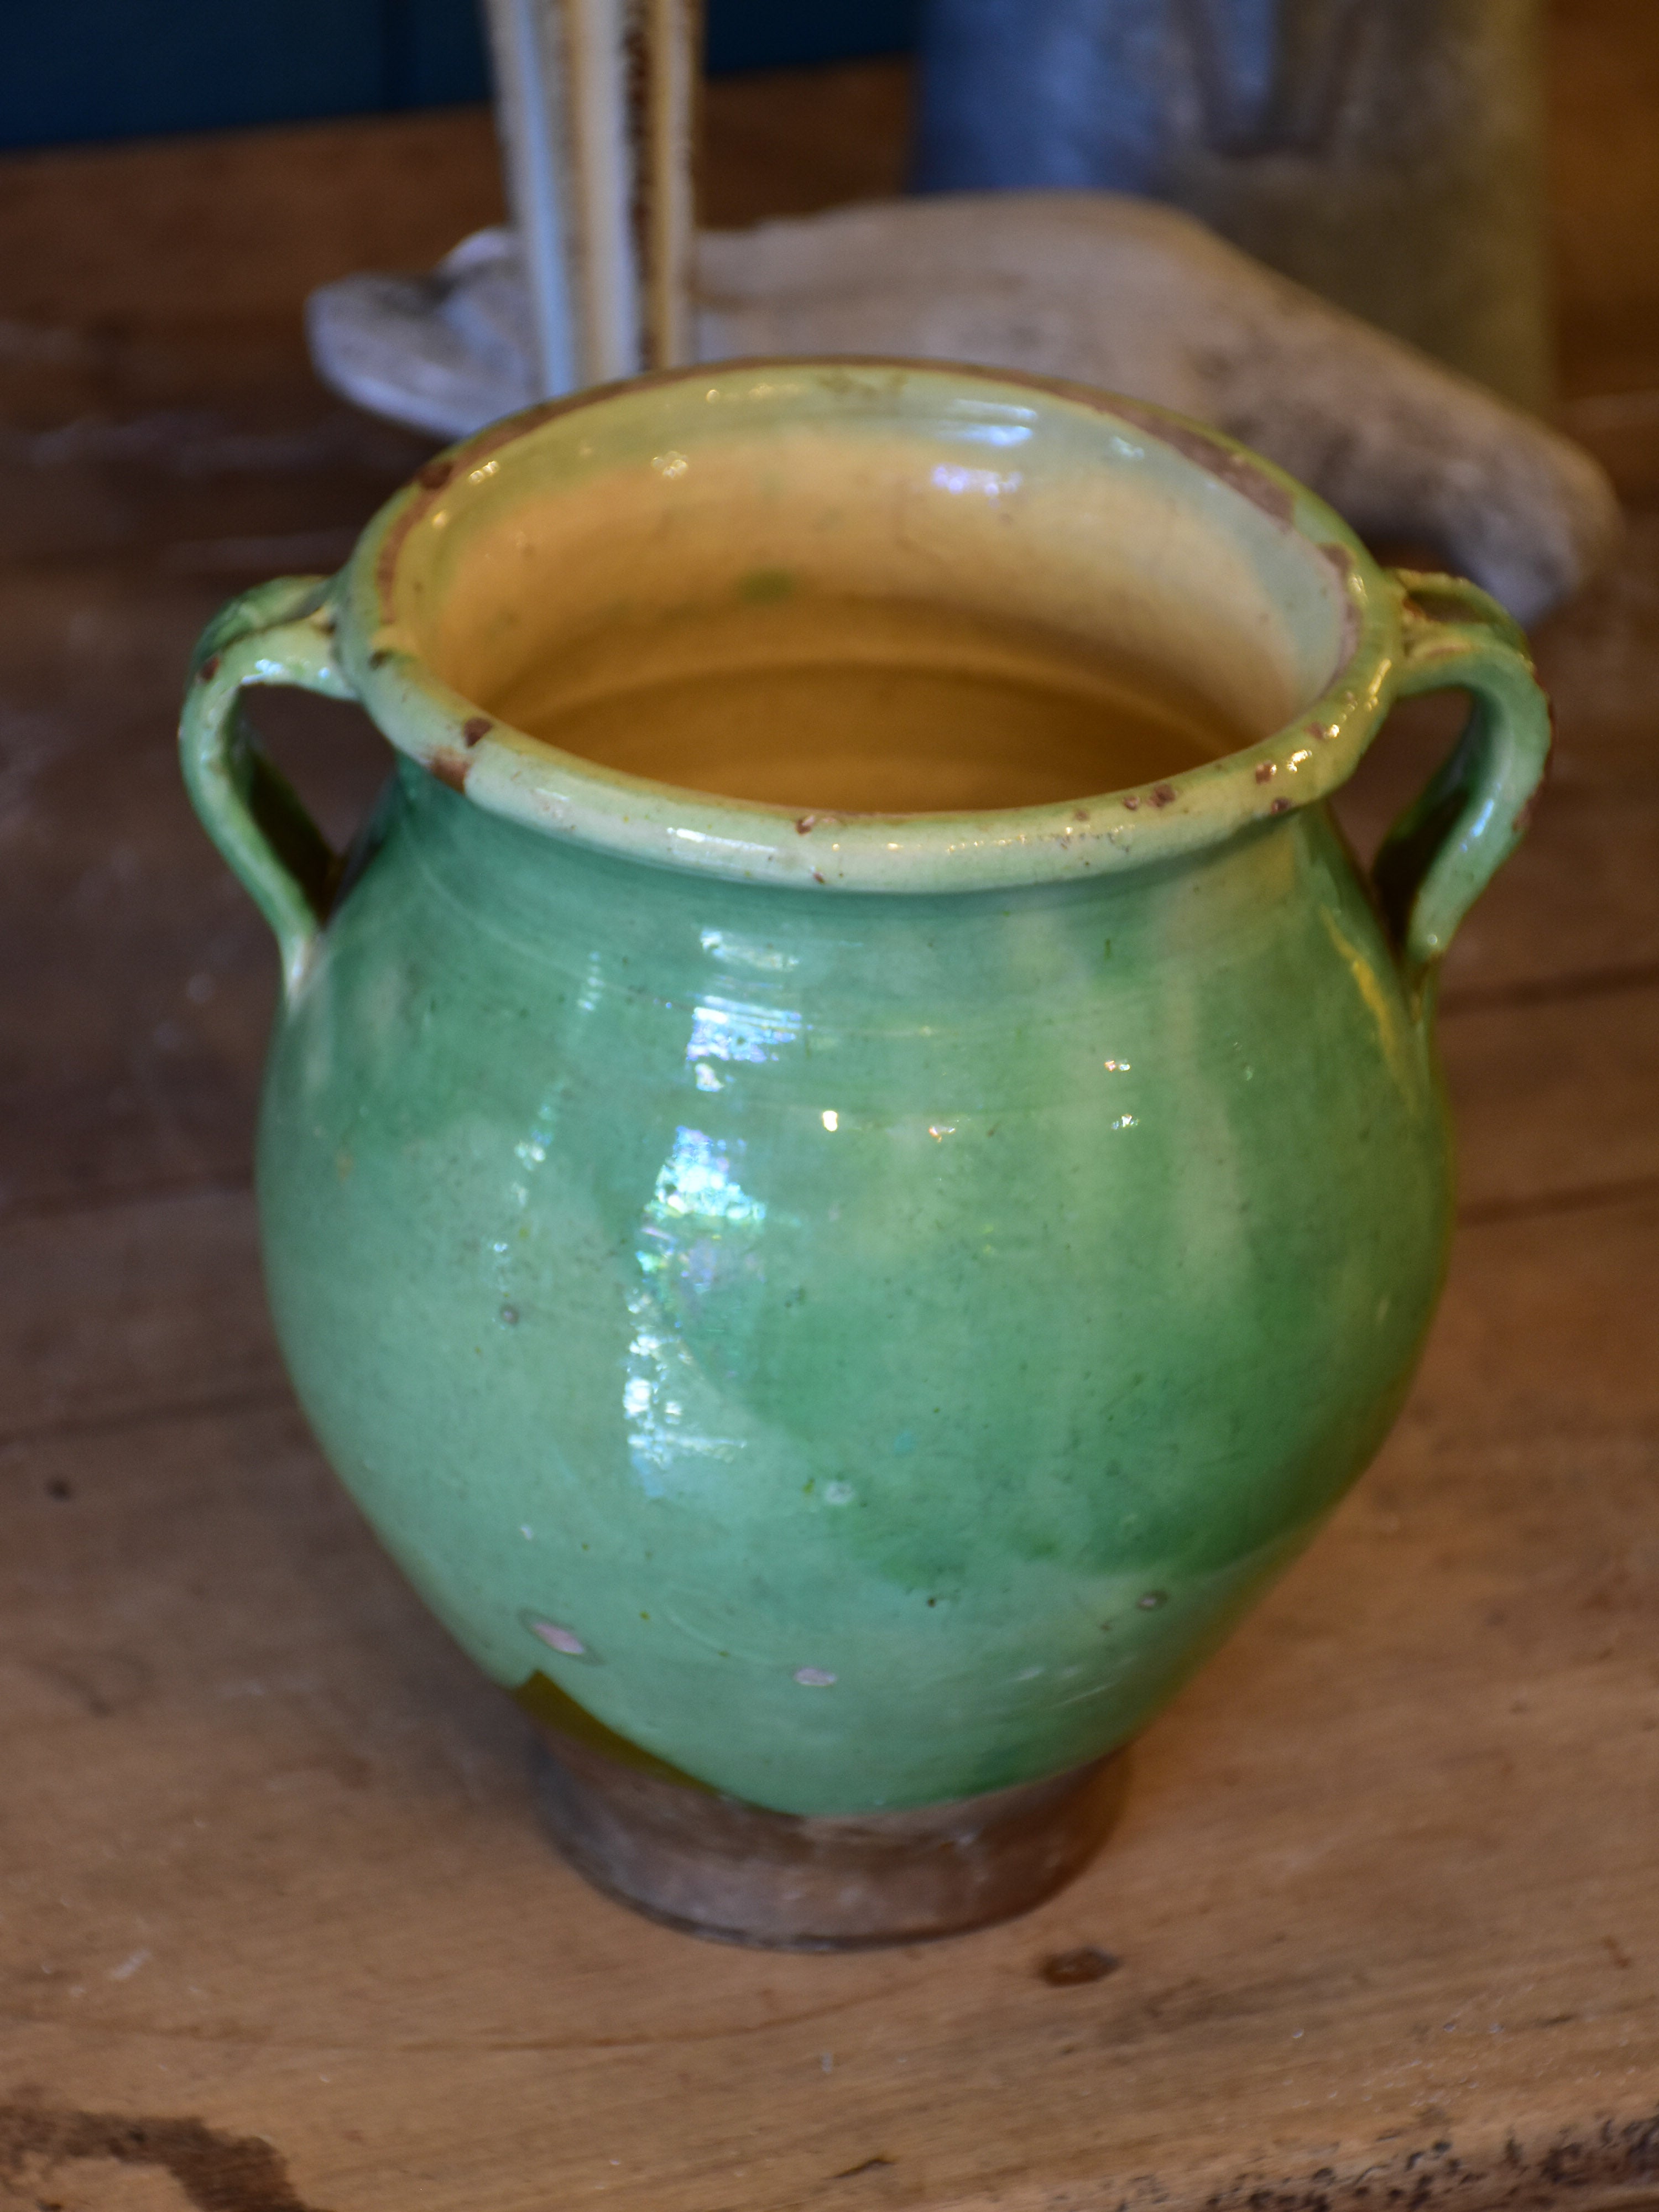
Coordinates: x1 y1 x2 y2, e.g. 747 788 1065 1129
409 387 1345 802
472 590 1239 816
346 363 1394 889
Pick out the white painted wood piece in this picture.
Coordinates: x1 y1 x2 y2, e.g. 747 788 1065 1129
479 0 700 393
306 192 1619 625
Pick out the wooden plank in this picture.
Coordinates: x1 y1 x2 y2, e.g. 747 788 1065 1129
0 1201 1654 2212
0 1190 277 1441
1443 984 1659 1219
1550 0 1659 401
700 57 914 231
0 109 504 336
0 65 910 348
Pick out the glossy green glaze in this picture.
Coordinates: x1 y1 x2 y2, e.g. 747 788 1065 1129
180 363 1550 1815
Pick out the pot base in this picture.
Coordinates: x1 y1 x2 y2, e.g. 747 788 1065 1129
526 1718 1128 1950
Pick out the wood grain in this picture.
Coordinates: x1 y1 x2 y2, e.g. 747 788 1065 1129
1 18 1656 2211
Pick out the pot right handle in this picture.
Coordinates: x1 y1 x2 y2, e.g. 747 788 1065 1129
1371 570 1553 982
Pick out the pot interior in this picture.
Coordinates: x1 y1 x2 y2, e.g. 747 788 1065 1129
392 369 1356 817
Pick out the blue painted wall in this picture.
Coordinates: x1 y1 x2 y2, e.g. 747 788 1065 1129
0 0 921 153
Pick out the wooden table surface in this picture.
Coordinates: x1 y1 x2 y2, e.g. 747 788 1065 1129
2 14 1657 2209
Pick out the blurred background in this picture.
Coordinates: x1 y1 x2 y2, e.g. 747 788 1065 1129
0 0 918 149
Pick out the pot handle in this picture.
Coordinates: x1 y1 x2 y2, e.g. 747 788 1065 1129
1371 570 1552 981
178 575 358 999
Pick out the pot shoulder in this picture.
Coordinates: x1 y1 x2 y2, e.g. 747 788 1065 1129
255 782 1452 1813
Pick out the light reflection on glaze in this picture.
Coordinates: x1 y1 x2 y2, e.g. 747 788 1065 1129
943 398 1039 427
624 1127 766 1496
937 419 1033 449
1318 904 1412 1092
686 998 801 1067
931 463 1024 499
698 928 798 973
686 993 802 1097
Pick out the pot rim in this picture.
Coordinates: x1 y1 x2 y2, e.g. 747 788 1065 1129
337 358 1406 894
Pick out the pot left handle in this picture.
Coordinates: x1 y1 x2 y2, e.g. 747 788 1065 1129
178 575 359 998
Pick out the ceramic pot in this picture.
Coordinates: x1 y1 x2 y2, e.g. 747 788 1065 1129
180 361 1549 1947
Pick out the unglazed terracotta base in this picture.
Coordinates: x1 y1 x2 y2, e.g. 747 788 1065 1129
527 1719 1130 1951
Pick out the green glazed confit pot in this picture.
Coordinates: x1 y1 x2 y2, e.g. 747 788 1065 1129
180 362 1550 1840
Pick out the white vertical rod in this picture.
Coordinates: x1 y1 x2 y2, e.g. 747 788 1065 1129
566 0 643 385
486 0 699 393
483 0 578 398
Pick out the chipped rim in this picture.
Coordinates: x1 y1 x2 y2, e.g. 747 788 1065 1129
333 358 1406 895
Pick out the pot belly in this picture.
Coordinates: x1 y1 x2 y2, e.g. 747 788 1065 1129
258 805 1451 1814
